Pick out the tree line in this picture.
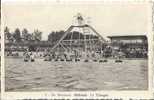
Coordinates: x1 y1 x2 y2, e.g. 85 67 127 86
5 26 42 43
5 26 99 44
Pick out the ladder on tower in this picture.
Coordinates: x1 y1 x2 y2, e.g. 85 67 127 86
82 27 92 59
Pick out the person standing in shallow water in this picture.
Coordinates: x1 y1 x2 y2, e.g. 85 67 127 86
30 52 35 62
23 50 30 62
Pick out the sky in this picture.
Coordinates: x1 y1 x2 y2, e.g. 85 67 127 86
2 2 149 40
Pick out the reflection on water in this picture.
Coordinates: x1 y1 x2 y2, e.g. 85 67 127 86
5 57 148 91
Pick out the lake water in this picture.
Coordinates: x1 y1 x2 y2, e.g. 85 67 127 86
5 57 148 91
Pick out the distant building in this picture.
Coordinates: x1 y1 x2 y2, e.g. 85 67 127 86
107 35 148 58
108 35 147 43
107 35 148 49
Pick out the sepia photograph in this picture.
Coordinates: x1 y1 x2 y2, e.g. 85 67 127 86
3 2 149 92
